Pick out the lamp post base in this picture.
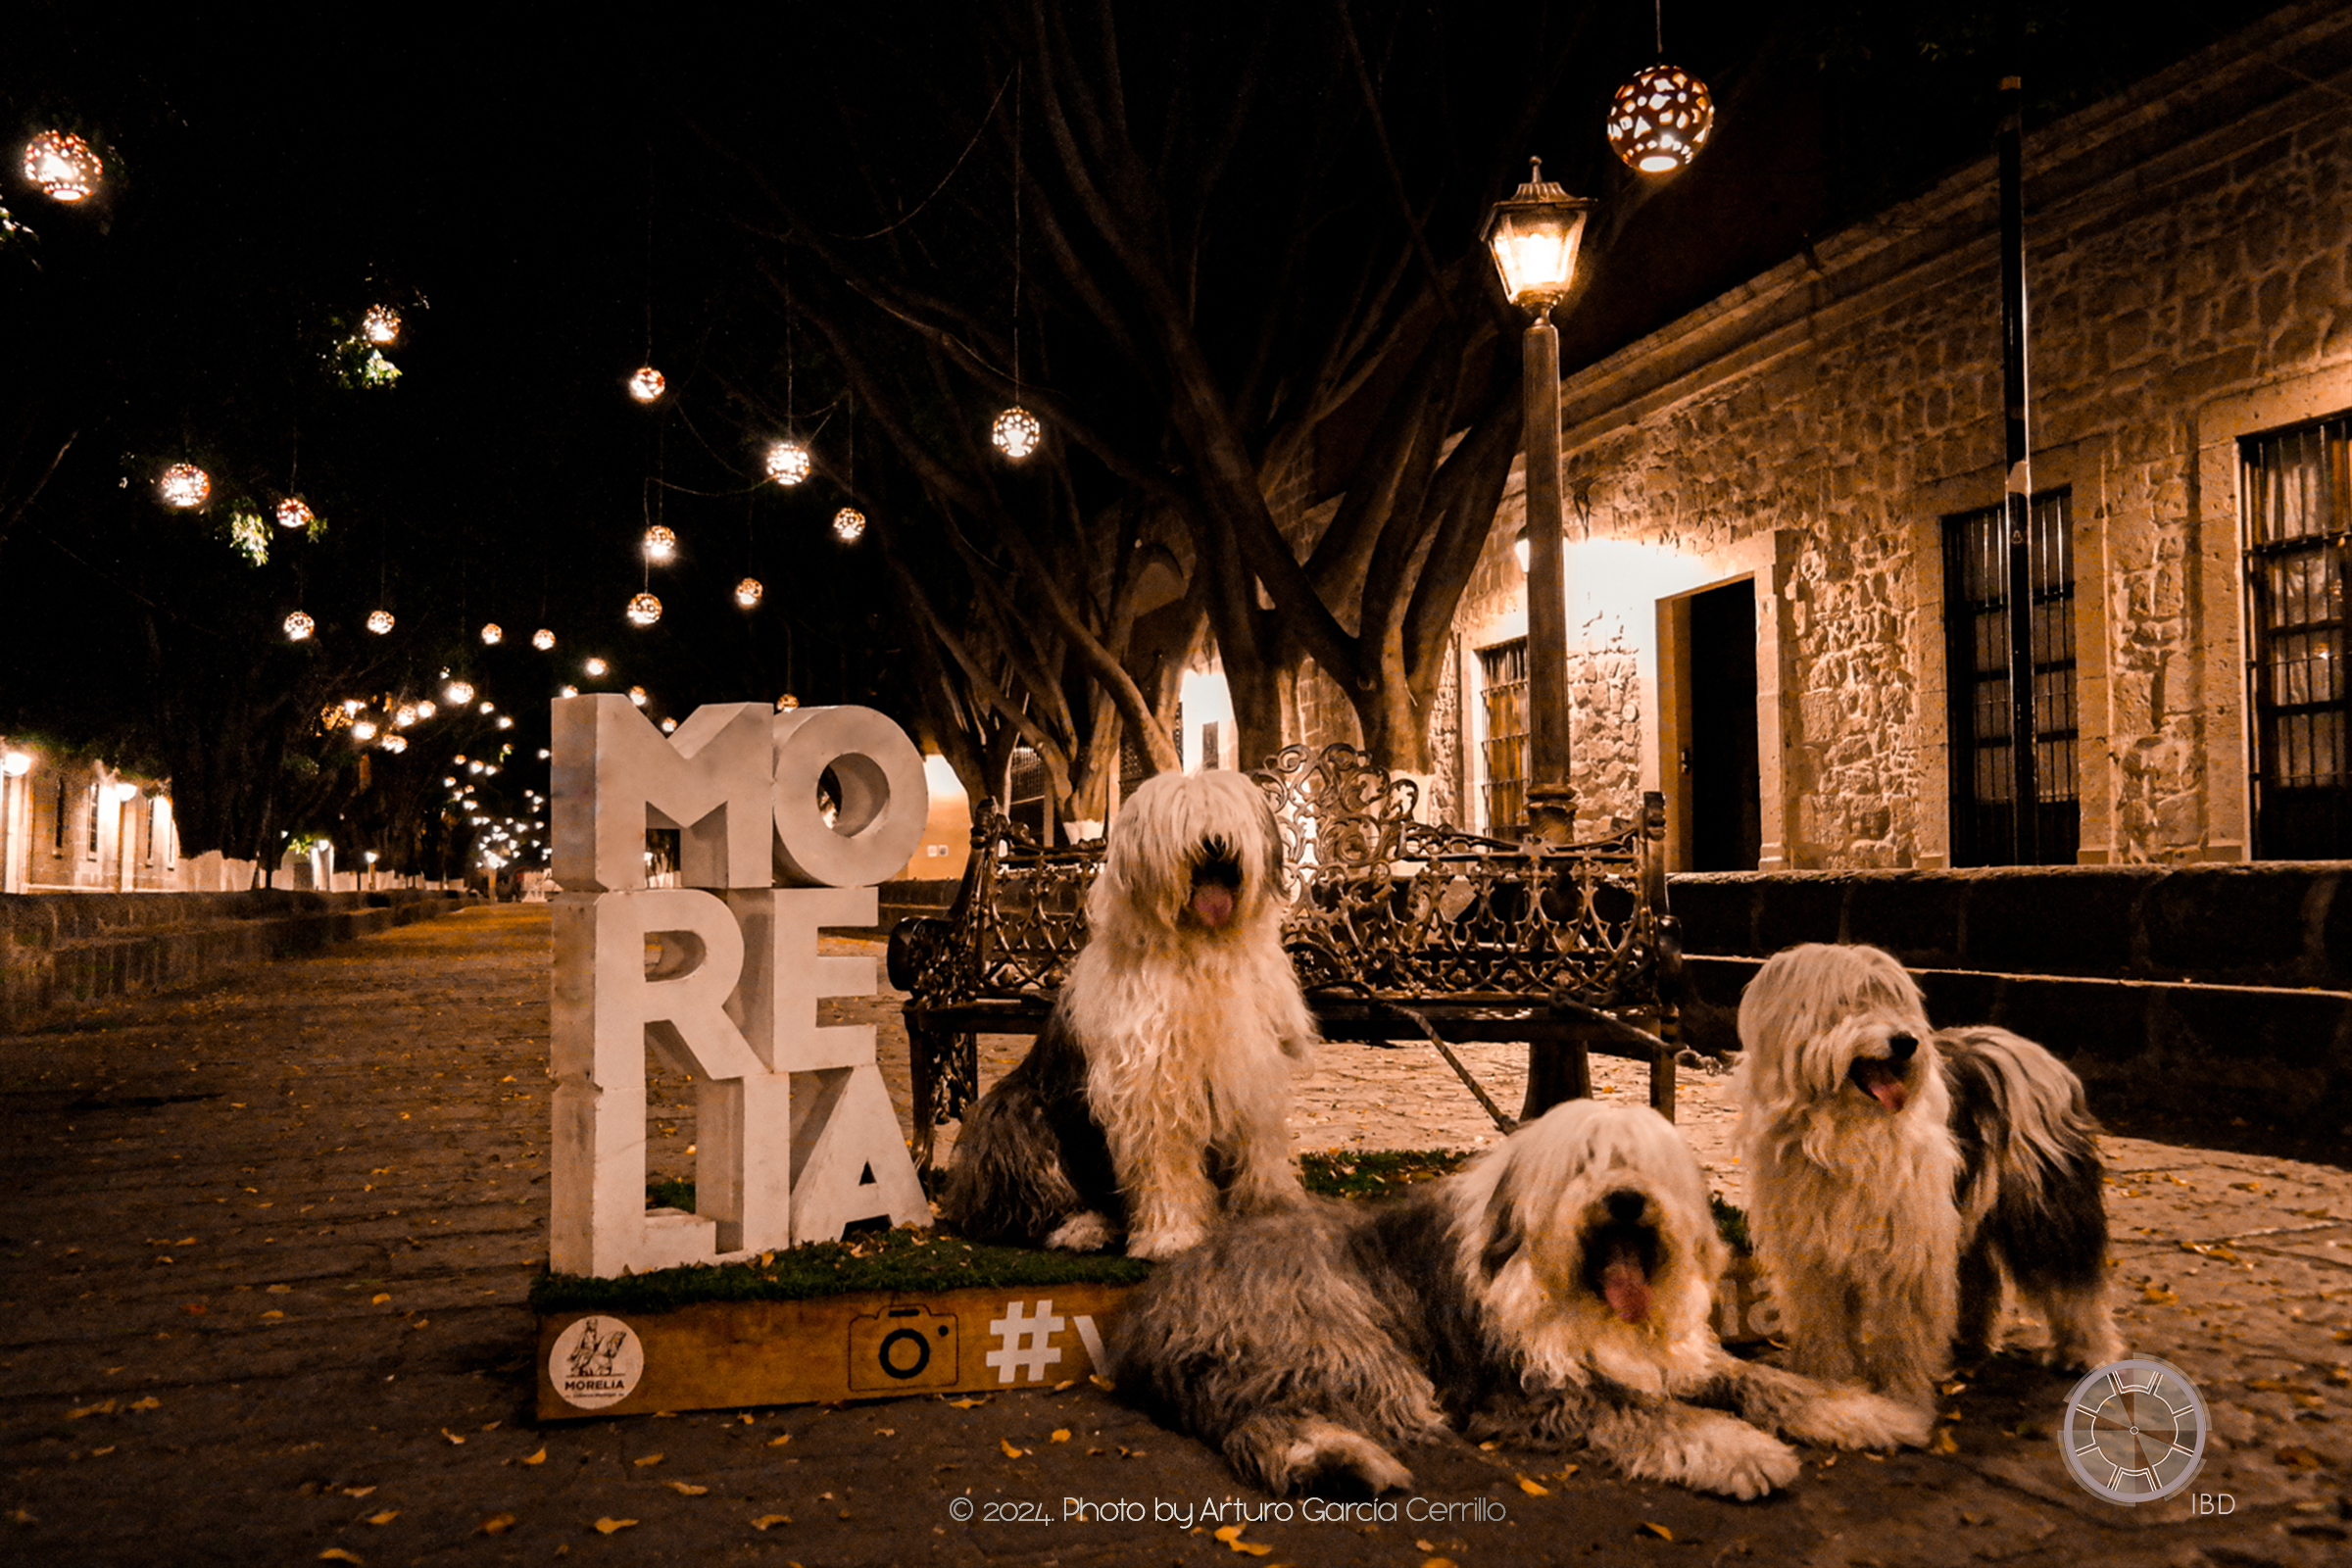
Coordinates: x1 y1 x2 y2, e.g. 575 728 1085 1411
1526 784 1577 848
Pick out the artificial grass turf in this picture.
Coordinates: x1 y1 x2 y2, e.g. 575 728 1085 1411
534 1150 1752 1315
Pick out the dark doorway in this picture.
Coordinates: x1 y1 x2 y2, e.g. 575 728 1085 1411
1686 582 1762 870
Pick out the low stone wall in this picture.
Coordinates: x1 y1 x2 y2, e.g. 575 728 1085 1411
0 890 478 1032
1669 861 2352 990
1667 864 2352 1136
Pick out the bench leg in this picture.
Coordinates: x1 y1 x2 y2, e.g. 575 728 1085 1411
1521 1034 1592 1122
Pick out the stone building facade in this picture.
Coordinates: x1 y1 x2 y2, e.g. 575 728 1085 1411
1431 4 2352 870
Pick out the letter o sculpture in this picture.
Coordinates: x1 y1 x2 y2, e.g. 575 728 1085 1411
770 705 929 888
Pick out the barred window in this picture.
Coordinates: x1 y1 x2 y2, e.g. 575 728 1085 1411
2243 416 2352 858
1943 492 2079 865
1478 639 1529 839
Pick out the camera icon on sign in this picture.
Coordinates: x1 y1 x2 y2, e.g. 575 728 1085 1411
848 1302 960 1391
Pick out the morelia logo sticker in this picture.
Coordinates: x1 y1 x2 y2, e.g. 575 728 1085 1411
550 1315 645 1409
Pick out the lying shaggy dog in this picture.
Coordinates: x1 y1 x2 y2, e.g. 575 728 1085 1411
1111 1101 1931 1498
940 768 1315 1259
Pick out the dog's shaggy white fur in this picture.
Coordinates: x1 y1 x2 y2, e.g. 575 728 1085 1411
1735 943 2124 1410
940 768 1314 1259
1111 1101 1931 1500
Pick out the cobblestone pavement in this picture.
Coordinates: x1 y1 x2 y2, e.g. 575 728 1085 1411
1 906 2346 1566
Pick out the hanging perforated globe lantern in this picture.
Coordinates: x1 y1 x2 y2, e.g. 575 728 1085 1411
584 658 609 676
284 612 316 641
445 679 475 705
1605 64 1714 174
643 524 676 562
765 439 811 486
366 610 395 635
628 367 665 403
992 407 1042 461
832 508 866 544
628 686 649 708
380 734 409 754
480 622 503 646
276 497 314 531
735 577 763 608
23 131 101 203
159 464 212 510
362 305 402 345
532 628 556 651
626 592 662 627
351 717 379 741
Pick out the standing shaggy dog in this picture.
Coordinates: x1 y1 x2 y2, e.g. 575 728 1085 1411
1111 1101 1931 1499
941 769 1314 1260
1734 943 2123 1410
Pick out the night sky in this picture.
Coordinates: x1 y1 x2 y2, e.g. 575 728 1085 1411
0 3 2242 863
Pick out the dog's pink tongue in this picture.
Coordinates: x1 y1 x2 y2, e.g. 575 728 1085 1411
1853 1059 1910 1113
1601 1255 1651 1323
1190 884 1235 928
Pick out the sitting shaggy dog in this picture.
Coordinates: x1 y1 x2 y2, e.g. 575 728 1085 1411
940 768 1314 1260
1734 943 2124 1410
1111 1101 1931 1499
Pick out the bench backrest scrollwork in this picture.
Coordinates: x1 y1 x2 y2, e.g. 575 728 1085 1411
897 746 1670 1020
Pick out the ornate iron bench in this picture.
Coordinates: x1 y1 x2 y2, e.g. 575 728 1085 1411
886 743 1687 1168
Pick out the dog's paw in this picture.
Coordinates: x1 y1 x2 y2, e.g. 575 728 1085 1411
1044 1211 1119 1252
1280 1421 1412 1497
1783 1386 1936 1451
1124 1221 1209 1260
1688 1420 1801 1500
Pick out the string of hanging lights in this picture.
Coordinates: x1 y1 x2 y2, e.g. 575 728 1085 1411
643 524 677 562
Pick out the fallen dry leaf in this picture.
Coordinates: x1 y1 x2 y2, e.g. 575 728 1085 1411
519 1448 547 1466
2277 1446 2328 1471
2141 1285 2178 1305
1639 1521 1675 1541
632 1453 663 1467
440 1429 466 1446
593 1517 637 1535
480 1513 515 1535
1930 1428 1959 1455
10 1507 35 1523
945 1397 987 1410
873 1428 895 1438
765 1435 792 1448
1001 1439 1026 1458
66 1399 116 1420
267 1283 291 1294
262 1310 285 1321
1517 1476 1550 1496
370 1294 390 1305
125 1396 159 1412
1214 1523 1273 1555
1053 1379 1076 1393
88 1446 115 1457
1051 1429 1071 1444
180 1303 207 1316
751 1514 792 1530
341 1487 375 1499
665 1482 709 1496
1422 1558 1458 1568
318 1552 363 1565
366 1511 399 1526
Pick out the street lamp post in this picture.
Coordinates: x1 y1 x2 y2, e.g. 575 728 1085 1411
1486 161 1596 1121
1483 160 1594 848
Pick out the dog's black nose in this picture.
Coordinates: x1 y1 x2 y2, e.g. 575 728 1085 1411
1886 1033 1916 1062
1603 1189 1647 1225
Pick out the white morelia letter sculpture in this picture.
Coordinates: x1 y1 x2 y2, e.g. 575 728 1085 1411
550 696 932 1277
